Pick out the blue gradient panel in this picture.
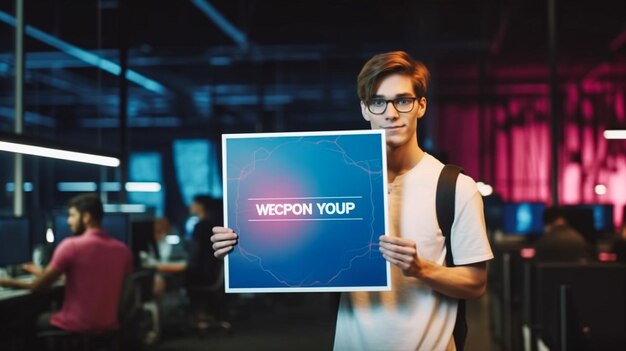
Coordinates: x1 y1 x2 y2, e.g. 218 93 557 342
222 130 390 293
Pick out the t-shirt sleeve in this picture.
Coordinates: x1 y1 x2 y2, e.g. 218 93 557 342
48 239 76 273
450 175 494 265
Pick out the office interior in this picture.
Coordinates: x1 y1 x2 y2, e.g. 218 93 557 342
0 0 625 350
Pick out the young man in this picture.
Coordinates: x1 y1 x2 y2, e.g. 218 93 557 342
0 194 133 334
211 51 493 350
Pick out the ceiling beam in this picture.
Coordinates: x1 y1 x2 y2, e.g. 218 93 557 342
190 0 248 50
0 10 168 95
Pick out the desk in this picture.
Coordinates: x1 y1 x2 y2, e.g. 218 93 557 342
0 280 64 351
0 275 37 301
0 288 31 301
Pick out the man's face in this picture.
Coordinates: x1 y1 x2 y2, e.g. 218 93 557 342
190 201 201 217
361 74 427 149
67 207 86 235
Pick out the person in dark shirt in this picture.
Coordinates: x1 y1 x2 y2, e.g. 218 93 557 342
534 207 592 262
186 195 222 286
186 195 227 328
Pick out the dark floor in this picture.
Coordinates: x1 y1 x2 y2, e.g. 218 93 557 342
153 292 500 351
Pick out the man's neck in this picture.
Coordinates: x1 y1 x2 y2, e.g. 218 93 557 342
386 136 425 183
85 224 101 231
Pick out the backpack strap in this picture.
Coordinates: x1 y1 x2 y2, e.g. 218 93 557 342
436 164 467 351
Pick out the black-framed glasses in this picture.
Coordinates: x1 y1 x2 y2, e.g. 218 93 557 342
366 97 418 115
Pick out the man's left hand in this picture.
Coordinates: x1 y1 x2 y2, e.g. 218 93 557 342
379 235 427 278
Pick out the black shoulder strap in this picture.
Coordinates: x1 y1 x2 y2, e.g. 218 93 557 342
435 164 467 351
436 164 463 267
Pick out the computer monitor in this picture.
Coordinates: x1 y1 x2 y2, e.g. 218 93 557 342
564 204 614 234
502 202 546 235
52 211 130 245
102 213 130 245
0 217 31 266
52 211 73 243
131 220 157 267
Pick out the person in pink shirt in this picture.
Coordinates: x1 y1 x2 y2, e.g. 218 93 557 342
0 194 133 334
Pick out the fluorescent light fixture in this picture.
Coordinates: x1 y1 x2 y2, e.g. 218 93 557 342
101 182 122 192
165 235 181 245
476 181 494 197
103 204 147 213
0 10 167 95
125 182 162 192
5 182 33 192
99 182 162 192
210 56 231 66
603 130 626 140
46 228 55 243
594 184 607 196
0 141 120 167
57 182 98 192
0 106 56 128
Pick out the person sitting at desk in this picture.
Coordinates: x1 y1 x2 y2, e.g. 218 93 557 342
0 194 133 334
534 206 592 262
152 217 187 296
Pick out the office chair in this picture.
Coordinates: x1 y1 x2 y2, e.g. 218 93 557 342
186 268 232 335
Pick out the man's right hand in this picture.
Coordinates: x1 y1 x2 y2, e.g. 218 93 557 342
211 226 238 259
22 263 43 277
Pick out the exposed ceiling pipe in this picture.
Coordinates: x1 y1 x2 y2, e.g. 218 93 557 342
0 10 167 95
190 0 249 50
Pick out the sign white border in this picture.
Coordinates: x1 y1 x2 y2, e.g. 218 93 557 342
222 129 390 293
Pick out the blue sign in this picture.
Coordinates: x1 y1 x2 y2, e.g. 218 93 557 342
222 130 391 293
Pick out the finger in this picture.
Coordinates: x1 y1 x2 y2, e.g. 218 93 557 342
379 235 415 247
380 247 414 263
212 240 237 251
382 253 401 265
211 232 238 243
382 254 410 270
379 241 417 256
214 246 233 258
212 226 234 234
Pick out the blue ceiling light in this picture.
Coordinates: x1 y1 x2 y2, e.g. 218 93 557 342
0 107 56 127
190 0 248 50
0 10 167 95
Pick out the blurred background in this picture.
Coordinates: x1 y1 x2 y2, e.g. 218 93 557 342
1 1 625 350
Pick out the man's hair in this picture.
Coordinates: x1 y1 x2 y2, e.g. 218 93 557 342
542 206 567 226
192 195 214 210
357 51 430 102
68 193 104 224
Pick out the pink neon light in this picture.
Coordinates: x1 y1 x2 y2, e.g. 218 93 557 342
520 248 536 259
598 252 617 262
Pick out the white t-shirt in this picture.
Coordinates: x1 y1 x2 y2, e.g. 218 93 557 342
333 154 494 351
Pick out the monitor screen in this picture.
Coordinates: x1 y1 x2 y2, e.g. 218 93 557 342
563 204 615 234
53 212 73 243
576 205 614 233
102 213 130 244
0 217 31 266
52 211 130 245
131 220 157 265
562 206 603 243
502 202 545 235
